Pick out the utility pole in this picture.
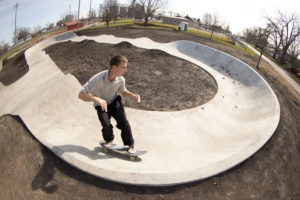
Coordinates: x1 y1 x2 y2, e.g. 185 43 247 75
77 0 81 28
89 0 92 24
131 0 136 19
14 2 20 50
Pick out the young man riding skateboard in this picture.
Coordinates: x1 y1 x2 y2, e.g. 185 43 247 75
78 55 140 154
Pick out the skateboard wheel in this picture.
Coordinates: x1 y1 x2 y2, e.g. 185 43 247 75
130 156 135 161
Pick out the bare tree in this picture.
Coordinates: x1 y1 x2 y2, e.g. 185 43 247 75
111 1 119 23
224 24 231 34
288 40 300 65
209 14 221 40
242 27 263 47
197 18 201 27
267 21 283 59
129 0 136 18
46 23 55 31
31 25 42 38
89 9 97 19
102 0 118 27
0 42 10 57
256 27 271 69
266 11 300 64
137 0 167 26
202 13 212 30
134 3 144 20
61 12 75 23
202 13 222 39
254 27 267 48
13 27 31 43
56 19 64 28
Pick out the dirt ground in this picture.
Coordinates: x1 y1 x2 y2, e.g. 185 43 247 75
0 27 299 200
44 40 217 111
0 50 28 86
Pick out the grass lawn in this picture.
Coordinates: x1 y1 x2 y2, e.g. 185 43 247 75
2 19 256 60
77 20 256 56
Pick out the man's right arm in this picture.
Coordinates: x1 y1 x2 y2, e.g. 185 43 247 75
78 92 107 112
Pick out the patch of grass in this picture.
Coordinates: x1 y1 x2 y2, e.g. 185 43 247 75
187 28 210 38
131 22 177 31
76 19 135 32
131 24 175 31
187 28 254 55
1 44 29 61
132 22 246 51
1 49 17 61
1 28 65 61
138 22 255 55
149 22 178 29
245 47 257 57
104 19 135 27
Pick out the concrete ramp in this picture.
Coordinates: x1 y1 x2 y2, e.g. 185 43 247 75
54 32 77 41
0 33 280 186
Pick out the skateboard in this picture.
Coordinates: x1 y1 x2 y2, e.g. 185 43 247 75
100 141 147 161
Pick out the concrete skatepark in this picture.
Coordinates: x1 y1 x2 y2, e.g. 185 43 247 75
0 32 280 186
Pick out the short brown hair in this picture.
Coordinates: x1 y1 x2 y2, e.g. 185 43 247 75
110 55 128 67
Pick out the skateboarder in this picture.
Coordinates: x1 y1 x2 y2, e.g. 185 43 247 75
78 55 140 154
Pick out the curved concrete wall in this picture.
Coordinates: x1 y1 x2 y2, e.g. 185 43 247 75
0 33 280 186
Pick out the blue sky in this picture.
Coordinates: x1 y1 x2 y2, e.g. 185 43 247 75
0 0 98 45
0 0 299 45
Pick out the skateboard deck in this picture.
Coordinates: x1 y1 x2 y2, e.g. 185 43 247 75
100 141 147 161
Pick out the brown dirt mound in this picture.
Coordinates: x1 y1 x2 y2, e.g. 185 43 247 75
0 51 28 86
44 40 217 111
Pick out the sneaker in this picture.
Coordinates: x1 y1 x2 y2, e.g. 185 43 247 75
128 144 136 154
104 140 114 147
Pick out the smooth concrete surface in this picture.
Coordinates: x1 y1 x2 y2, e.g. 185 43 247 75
0 32 280 186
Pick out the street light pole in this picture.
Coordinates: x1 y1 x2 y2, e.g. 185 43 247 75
14 2 19 50
89 0 92 24
77 0 81 28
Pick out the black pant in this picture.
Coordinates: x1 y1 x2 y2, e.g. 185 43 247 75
95 96 134 146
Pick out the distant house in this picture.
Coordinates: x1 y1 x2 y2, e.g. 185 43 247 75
161 16 189 26
64 21 83 31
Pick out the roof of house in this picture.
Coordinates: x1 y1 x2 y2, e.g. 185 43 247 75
64 20 81 26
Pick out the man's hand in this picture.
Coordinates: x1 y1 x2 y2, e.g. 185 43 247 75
133 94 141 103
93 97 108 112
78 92 107 112
122 91 141 103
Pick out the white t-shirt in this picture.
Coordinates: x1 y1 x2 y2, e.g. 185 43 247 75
80 70 126 106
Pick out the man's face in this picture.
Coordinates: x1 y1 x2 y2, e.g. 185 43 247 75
115 62 127 76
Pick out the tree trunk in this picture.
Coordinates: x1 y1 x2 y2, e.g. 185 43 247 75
272 49 278 59
256 48 263 69
210 29 214 40
279 51 287 64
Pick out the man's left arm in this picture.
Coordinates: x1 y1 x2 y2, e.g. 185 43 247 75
122 90 140 103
